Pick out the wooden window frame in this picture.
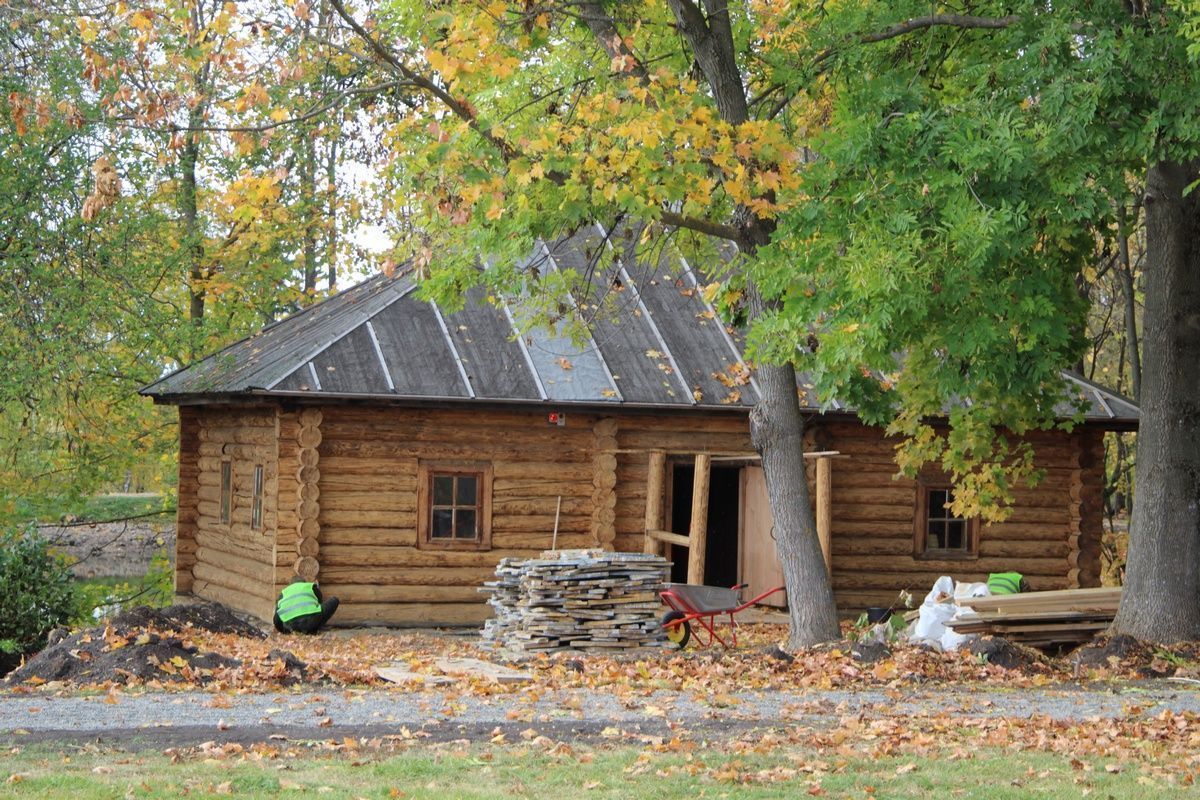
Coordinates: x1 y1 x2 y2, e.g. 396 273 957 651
417 461 493 551
219 460 233 526
250 464 264 531
913 478 980 560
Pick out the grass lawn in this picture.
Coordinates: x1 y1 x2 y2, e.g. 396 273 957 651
0 743 1182 799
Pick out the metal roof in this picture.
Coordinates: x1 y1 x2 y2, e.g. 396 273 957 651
141 225 1139 426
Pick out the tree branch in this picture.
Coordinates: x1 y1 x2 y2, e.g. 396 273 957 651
327 0 516 159
859 13 1019 45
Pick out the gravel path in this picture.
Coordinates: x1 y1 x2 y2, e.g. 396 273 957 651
1 682 1196 749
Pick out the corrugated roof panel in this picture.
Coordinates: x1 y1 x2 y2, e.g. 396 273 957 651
441 286 541 400
546 234 690 405
274 367 318 393
310 325 393 395
612 230 753 407
517 317 618 402
369 294 472 397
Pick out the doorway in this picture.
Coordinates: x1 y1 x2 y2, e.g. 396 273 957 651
667 463 741 586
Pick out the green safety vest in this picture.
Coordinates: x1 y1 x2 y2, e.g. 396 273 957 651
276 582 321 622
987 572 1024 595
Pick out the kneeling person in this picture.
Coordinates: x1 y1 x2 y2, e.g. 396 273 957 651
274 578 339 634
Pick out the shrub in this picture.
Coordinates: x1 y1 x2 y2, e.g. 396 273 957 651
0 524 79 667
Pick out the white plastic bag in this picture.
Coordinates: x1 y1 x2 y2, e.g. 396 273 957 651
911 576 957 645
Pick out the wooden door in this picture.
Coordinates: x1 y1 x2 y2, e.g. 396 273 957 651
738 466 787 607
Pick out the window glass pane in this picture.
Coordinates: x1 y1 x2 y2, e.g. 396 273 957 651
456 509 477 539
220 461 232 524
432 509 454 538
947 520 964 549
456 476 477 506
251 465 264 530
929 489 947 515
433 476 454 505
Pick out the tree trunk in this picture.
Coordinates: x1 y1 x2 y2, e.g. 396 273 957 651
181 118 205 338
301 131 318 298
665 0 841 646
748 313 842 647
1116 204 1141 402
1112 158 1200 643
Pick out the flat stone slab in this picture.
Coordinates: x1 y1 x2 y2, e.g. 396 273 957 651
373 666 456 687
434 657 532 684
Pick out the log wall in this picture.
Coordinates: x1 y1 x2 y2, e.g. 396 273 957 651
175 407 200 594
314 406 602 625
188 405 279 620
176 401 1108 625
807 421 1107 611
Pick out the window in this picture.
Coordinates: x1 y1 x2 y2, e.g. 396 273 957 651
418 461 492 550
914 481 979 559
219 460 232 525
251 464 264 531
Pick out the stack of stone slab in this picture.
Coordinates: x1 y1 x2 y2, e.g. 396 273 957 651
481 549 672 654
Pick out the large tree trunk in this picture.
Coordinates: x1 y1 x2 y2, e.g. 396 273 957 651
666 0 841 646
747 302 842 647
1112 158 1200 642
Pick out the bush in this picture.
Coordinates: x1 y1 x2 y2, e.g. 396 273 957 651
0 524 79 670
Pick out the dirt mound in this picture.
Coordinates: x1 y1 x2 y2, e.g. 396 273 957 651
967 636 1042 670
110 602 265 639
6 628 238 686
5 602 296 687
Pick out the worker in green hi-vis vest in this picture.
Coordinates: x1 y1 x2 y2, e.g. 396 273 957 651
273 577 340 634
987 572 1031 596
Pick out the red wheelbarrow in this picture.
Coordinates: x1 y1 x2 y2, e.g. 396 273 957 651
659 582 785 649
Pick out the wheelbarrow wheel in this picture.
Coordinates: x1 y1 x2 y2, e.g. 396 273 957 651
661 611 691 649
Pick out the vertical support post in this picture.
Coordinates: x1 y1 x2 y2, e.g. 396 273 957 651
643 450 667 555
816 456 832 576
687 453 711 585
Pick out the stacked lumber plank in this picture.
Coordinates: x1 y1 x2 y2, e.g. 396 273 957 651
947 587 1122 647
480 549 672 654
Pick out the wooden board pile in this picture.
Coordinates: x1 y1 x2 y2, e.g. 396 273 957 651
480 549 672 654
947 587 1122 647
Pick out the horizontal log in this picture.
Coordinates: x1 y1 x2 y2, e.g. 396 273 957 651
493 497 590 516
314 457 419 475
838 555 1066 575
979 539 1071 559
194 546 274 583
192 580 274 622
831 538 913 557
318 509 416 528
493 479 591 496
319 493 417 513
321 420 595 446
491 514 590 533
329 602 490 627
492 461 594 481
647 529 691 547
317 474 417 492
198 426 276 446
193 562 274 600
319 528 418 547
491 532 595 550
319 438 590 461
316 564 497 585
831 572 1072 592
315 585 483 604
194 529 271 560
197 442 275 460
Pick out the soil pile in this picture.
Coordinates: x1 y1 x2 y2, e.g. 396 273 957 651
5 602 305 688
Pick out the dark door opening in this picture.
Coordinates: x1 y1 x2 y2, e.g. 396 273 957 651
668 464 741 586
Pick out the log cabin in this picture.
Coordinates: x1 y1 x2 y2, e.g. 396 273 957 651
141 226 1138 625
